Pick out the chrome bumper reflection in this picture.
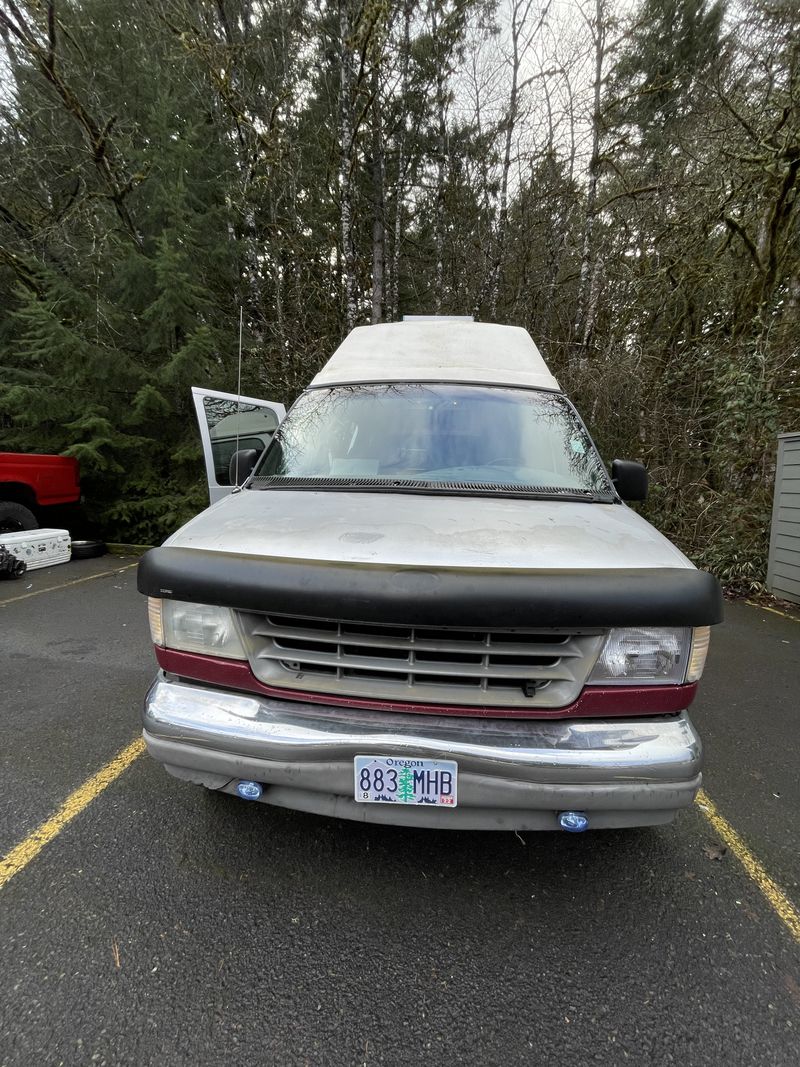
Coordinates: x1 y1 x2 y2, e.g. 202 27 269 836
143 675 702 787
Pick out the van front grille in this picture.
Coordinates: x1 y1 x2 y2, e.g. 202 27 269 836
236 612 606 709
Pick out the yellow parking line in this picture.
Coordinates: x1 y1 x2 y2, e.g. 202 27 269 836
745 600 800 623
0 737 145 890
0 562 138 607
2 730 797 949
696 788 800 944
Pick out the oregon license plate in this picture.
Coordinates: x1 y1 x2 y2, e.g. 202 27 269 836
354 756 458 807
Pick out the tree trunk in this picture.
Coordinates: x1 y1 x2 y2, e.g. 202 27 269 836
430 2 446 314
390 0 412 322
488 0 535 321
371 67 385 324
575 0 606 354
339 0 357 331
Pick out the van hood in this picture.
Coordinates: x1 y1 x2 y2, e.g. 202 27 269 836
164 489 693 572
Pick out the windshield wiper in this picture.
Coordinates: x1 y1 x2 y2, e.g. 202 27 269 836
250 475 614 502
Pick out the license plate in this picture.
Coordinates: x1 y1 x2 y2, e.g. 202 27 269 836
354 756 458 807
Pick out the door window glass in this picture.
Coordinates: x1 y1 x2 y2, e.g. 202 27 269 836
202 397 279 485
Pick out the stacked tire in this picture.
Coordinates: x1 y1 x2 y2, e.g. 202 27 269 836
70 540 107 560
0 502 37 533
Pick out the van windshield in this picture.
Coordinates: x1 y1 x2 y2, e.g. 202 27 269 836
253 384 614 498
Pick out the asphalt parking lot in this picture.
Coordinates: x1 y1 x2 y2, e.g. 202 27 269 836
0 556 798 1066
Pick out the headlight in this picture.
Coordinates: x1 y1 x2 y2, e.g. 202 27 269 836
588 626 691 685
147 598 246 660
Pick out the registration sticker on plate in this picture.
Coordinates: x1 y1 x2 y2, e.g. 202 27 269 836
354 756 458 807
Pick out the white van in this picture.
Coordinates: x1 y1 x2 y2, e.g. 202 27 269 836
139 320 722 831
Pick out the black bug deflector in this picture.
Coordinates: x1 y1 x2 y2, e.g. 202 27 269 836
137 547 723 628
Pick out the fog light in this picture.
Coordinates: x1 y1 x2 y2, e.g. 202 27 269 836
236 780 263 801
559 811 589 832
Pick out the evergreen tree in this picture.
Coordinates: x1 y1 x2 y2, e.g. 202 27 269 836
396 766 416 803
0 0 796 585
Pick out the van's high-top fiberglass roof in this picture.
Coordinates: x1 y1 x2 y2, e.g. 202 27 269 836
308 320 561 392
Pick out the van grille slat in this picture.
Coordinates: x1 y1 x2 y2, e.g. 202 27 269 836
251 621 580 657
238 611 606 709
258 646 571 680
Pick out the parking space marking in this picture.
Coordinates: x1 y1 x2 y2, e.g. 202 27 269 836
745 600 800 623
697 788 800 944
1 727 797 950
0 562 138 607
0 737 144 890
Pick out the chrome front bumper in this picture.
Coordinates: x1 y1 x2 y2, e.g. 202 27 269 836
143 675 703 830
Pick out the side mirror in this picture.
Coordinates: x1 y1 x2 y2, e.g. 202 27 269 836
611 459 648 501
228 448 260 486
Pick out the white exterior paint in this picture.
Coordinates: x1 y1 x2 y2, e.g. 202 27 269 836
184 323 693 580
151 329 706 829
165 489 693 572
309 320 560 392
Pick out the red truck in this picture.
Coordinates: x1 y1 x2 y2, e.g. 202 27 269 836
0 452 81 533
